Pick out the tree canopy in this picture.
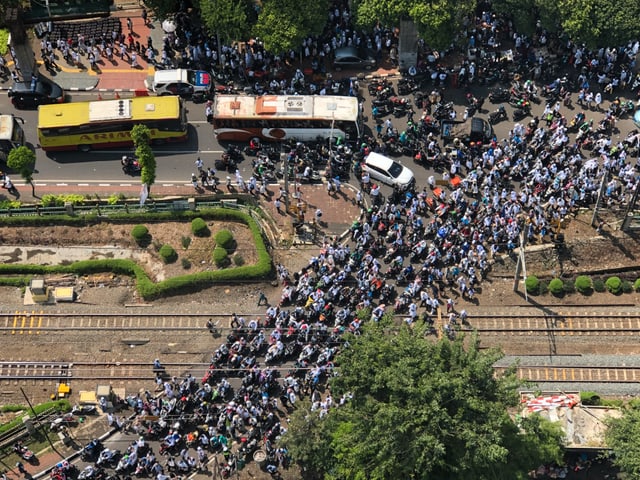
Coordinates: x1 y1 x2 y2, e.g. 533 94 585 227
252 0 329 54
7 146 36 196
130 125 156 193
284 321 564 479
493 0 640 47
198 0 251 45
605 407 640 477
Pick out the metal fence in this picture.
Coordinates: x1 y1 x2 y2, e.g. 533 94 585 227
0 198 253 218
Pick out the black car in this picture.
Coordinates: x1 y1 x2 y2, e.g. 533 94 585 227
332 46 377 71
8 76 64 109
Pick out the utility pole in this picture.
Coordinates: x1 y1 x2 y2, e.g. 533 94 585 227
20 387 64 459
514 228 528 301
281 142 289 212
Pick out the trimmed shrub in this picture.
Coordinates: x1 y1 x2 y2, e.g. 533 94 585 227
525 275 540 295
580 391 601 406
191 217 209 237
563 280 576 294
213 246 229 267
159 244 178 264
593 278 606 292
181 236 191 249
574 275 592 294
131 224 149 244
622 280 633 294
634 278 640 292
605 276 622 294
232 254 245 266
181 258 191 269
548 278 564 296
538 280 548 294
215 229 234 249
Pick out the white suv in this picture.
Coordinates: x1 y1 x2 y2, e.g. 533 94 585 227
363 152 415 191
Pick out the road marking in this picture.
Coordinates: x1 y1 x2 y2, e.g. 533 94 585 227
98 184 111 186
57 149 225 154
78 183 90 186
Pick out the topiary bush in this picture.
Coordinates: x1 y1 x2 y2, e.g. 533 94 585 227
181 236 191 249
215 229 234 249
593 278 606 292
525 275 540 295
232 254 245 266
605 276 622 294
213 246 229 267
131 224 150 245
574 275 593 295
538 280 548 294
159 244 178 264
548 278 564 296
634 278 640 292
622 280 633 294
191 217 209 237
181 258 191 269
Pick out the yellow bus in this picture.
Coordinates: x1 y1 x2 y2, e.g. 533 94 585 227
213 95 362 142
37 96 188 152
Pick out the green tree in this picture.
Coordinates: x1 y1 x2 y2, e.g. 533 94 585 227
6 145 36 197
253 0 329 54
606 408 640 477
139 0 179 21
130 125 156 194
352 0 474 50
198 0 251 44
284 320 564 479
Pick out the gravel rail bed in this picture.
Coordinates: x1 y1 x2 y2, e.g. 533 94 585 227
528 382 640 396
496 355 640 367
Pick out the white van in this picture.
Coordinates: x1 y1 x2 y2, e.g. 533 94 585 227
146 69 211 97
363 152 415 191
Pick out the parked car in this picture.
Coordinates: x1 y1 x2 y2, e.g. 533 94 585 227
332 47 376 71
8 76 64 109
363 152 415 191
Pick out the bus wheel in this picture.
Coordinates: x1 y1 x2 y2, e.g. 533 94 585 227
79 145 91 152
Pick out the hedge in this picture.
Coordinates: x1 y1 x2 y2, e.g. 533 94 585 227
0 400 70 434
0 208 272 300
635 278 640 292
191 217 209 237
593 279 606 292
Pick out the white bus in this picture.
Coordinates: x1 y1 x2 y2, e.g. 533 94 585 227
213 95 362 142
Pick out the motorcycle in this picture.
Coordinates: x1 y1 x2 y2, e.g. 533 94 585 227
13 442 35 462
82 439 104 461
72 404 98 416
488 88 510 103
96 448 120 467
489 105 508 125
121 156 141 175
50 413 76 431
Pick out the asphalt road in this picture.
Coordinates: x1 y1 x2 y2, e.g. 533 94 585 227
2 78 637 194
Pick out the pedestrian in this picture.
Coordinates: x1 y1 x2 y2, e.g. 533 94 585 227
16 462 26 475
130 51 138 68
274 197 282 214
119 43 128 60
141 8 148 26
315 208 323 224
356 190 363 208
257 291 268 306
195 157 204 172
376 123 382 137
205 101 213 123
126 17 133 33
446 298 455 313
191 173 199 190
594 92 602 111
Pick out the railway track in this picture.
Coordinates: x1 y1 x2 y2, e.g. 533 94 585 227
494 365 640 383
1 360 639 386
0 312 265 334
464 313 640 336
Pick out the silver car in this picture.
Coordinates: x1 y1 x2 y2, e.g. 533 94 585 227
333 47 376 71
